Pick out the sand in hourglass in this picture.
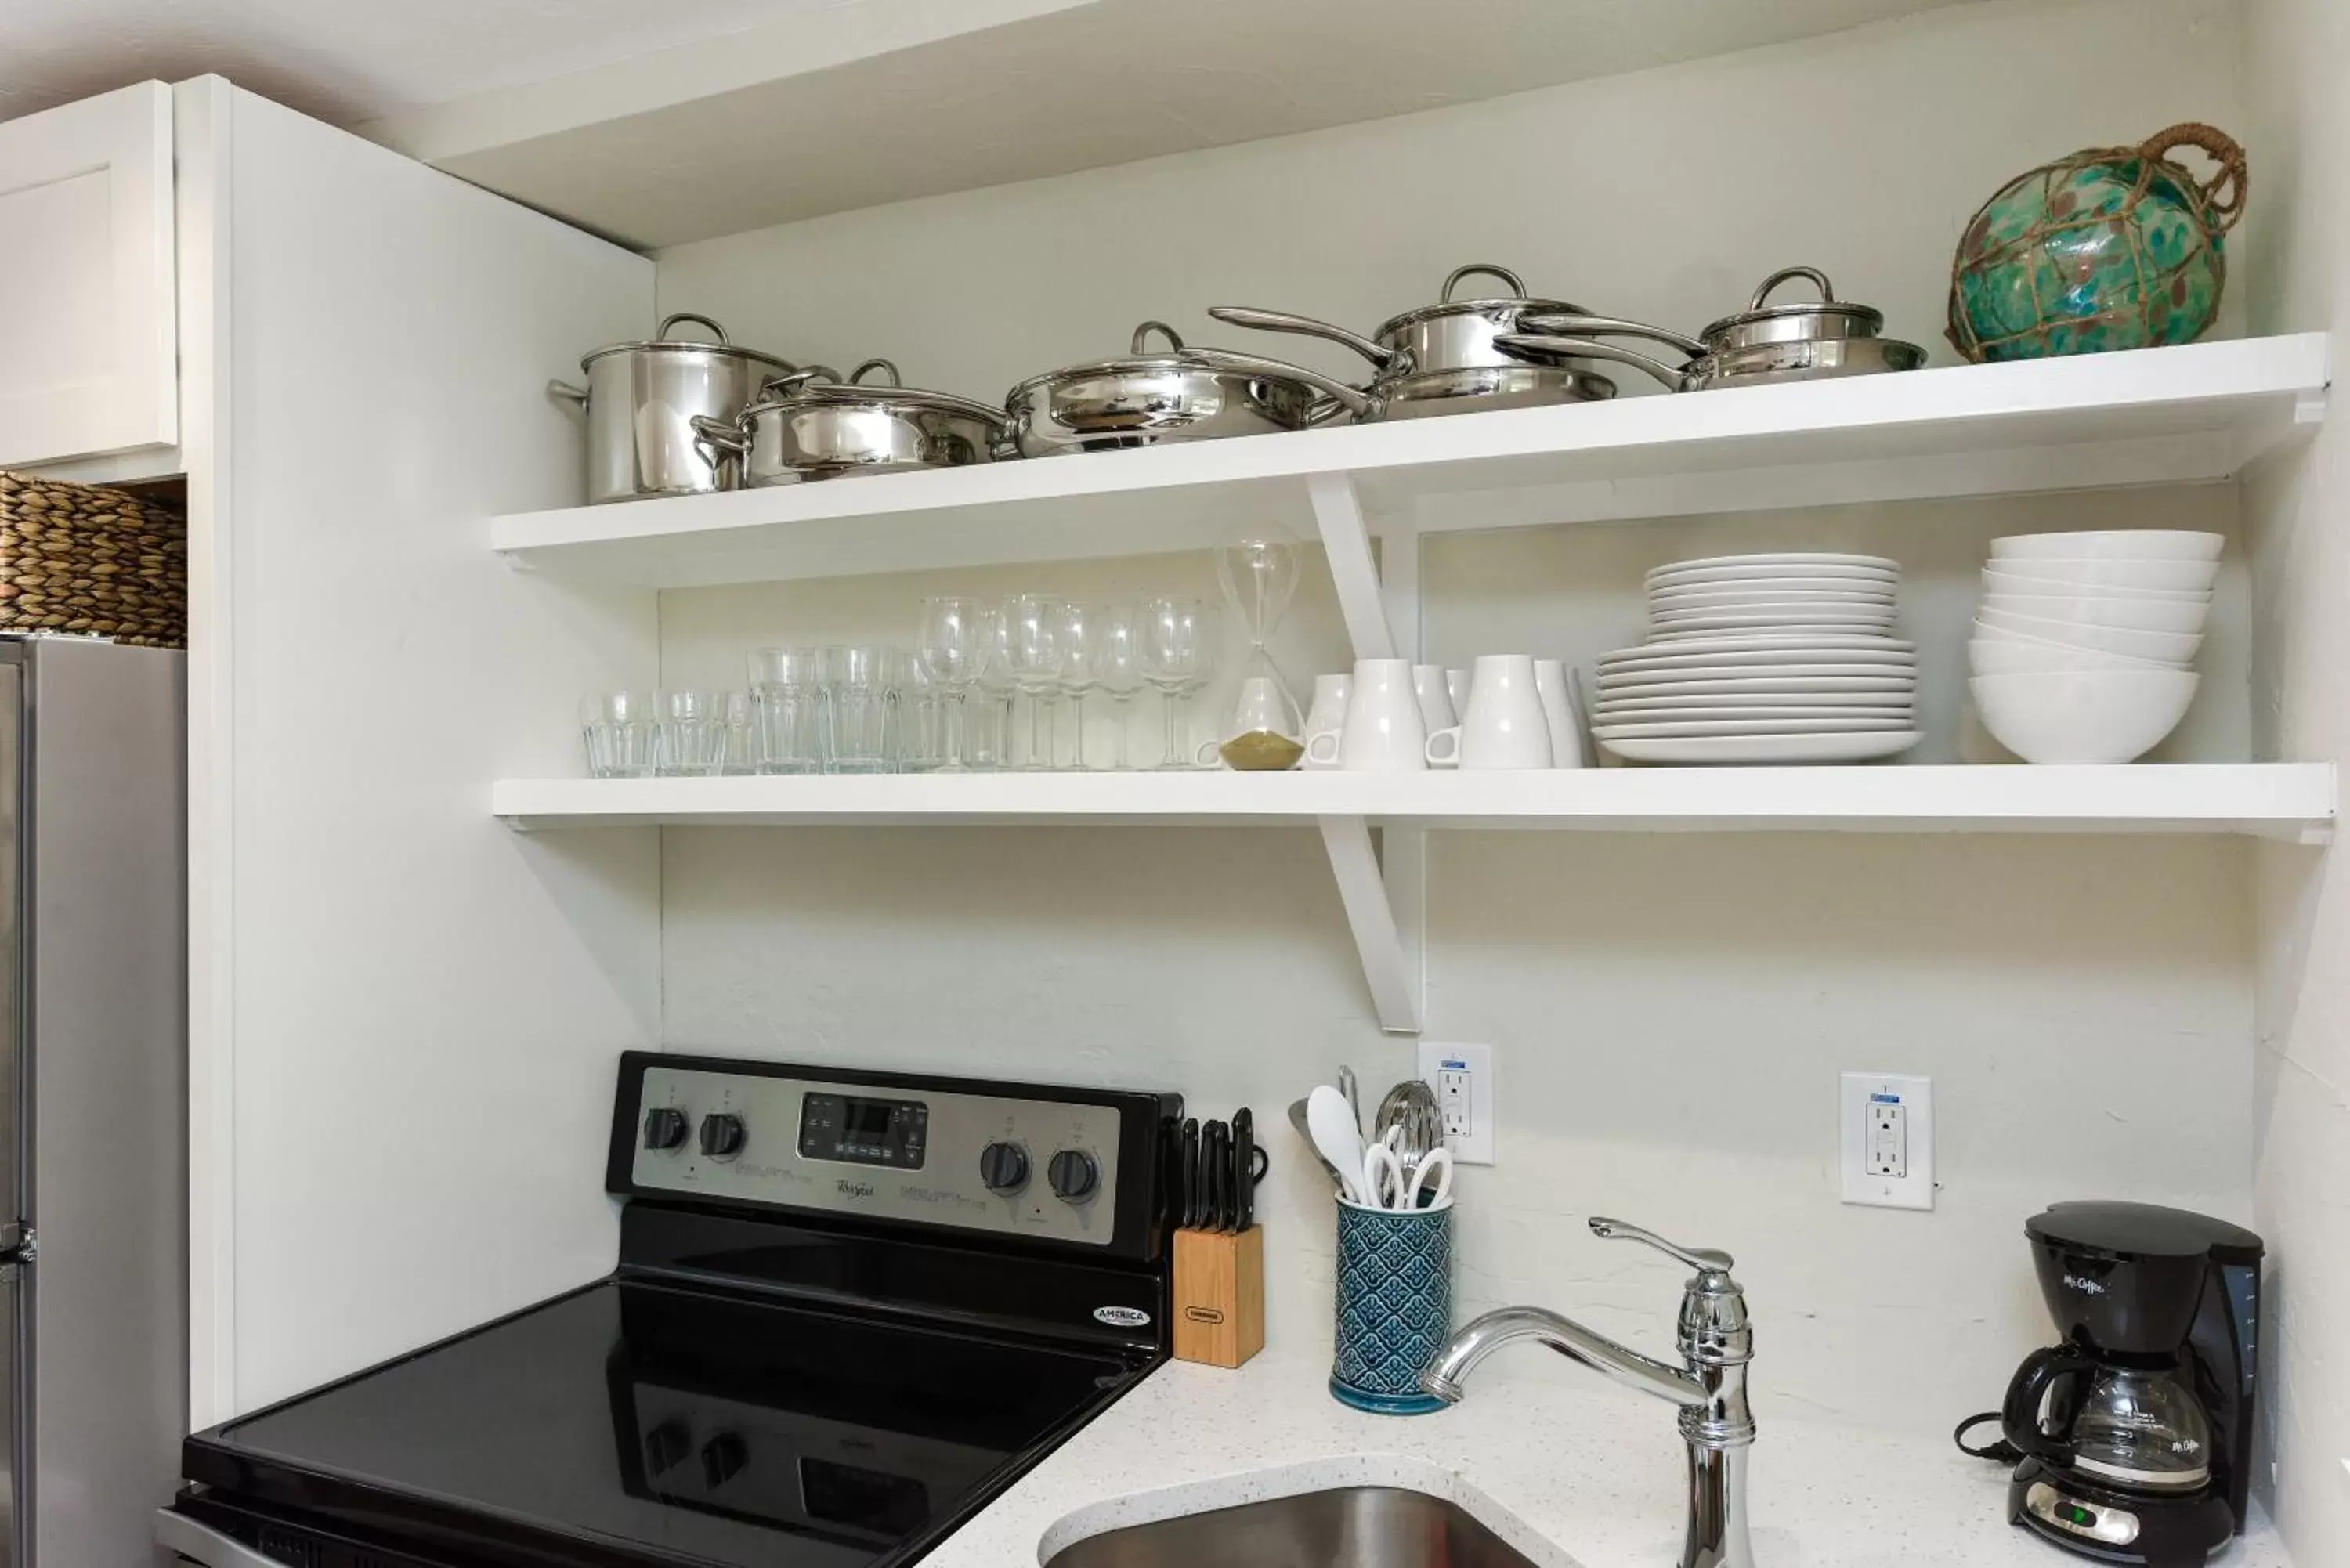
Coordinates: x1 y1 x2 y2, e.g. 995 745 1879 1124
1219 729 1306 771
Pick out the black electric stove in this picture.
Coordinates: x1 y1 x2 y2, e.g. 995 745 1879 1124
164 1053 1181 1568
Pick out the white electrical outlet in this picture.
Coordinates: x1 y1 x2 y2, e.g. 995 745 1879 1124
1417 1042 1495 1165
1841 1072 1933 1209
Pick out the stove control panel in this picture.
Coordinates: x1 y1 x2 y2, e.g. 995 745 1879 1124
627 1064 1128 1245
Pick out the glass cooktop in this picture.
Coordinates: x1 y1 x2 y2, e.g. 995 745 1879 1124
186 1279 1152 1568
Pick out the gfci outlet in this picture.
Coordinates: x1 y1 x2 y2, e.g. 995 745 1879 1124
1418 1042 1495 1165
1841 1072 1933 1210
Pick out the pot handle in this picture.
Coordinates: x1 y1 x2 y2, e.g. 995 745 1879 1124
2136 122 2249 233
1515 313 1708 358
758 364 842 397
1749 266 1836 310
848 358 903 387
1207 306 1396 370
689 413 751 479
659 312 732 344
1494 333 1689 392
1442 263 1527 302
1131 320 1185 354
546 379 589 409
1184 346 1376 422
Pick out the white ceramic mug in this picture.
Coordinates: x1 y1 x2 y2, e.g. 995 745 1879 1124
1412 665 1457 735
1305 659 1427 771
1445 668 1471 714
1533 659 1586 769
1426 654 1550 769
1300 673 1351 770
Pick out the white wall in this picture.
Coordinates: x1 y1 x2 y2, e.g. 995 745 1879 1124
649 0 2269 1443
2242 0 2350 1553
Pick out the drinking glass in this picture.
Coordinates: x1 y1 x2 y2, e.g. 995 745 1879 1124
898 659 943 772
1141 596 1217 771
1058 601 1105 772
748 647 825 774
719 691 757 775
825 644 893 774
655 688 728 776
1007 594 1065 771
917 596 985 772
580 690 655 779
1095 605 1146 771
974 603 1019 771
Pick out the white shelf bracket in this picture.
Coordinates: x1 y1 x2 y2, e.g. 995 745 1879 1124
1307 471 1396 659
1318 815 1421 1035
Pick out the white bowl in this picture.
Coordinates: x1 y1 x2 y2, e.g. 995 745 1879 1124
1974 610 2200 666
1968 637 2176 676
1983 557 2222 594
1970 670 2200 764
1975 592 2210 634
1990 530 2224 562
1979 568 2211 604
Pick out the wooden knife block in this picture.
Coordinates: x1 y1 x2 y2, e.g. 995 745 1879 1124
1172 1225 1265 1368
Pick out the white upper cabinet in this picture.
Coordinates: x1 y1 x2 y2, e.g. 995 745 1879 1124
0 81 177 469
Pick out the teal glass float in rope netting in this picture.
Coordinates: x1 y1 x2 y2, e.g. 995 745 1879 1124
1947 123 2247 362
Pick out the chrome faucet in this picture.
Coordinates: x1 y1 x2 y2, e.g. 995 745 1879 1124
1419 1217 1755 1568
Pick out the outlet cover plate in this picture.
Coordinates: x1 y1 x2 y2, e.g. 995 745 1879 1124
1418 1041 1495 1166
1841 1071 1932 1209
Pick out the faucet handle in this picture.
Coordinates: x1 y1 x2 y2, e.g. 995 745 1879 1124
1589 1216 1734 1274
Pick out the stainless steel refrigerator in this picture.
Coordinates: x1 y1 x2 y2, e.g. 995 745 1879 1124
0 638 186 1566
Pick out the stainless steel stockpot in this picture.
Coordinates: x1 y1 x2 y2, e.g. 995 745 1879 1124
548 313 794 504
1003 322 1372 457
693 359 1010 484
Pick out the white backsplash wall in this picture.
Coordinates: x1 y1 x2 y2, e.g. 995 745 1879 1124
649 0 2267 1445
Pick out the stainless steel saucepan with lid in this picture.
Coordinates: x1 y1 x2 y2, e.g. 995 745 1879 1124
1210 263 1619 419
1498 267 1928 393
1003 321 1374 457
692 358 1010 484
549 313 796 503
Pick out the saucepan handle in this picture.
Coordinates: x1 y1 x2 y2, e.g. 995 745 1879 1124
1495 334 1690 392
1207 306 1396 370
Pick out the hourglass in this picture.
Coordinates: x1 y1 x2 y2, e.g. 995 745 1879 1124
1211 519 1307 770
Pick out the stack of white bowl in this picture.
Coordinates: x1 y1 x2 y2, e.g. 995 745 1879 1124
1591 552 1921 764
1969 530 2219 764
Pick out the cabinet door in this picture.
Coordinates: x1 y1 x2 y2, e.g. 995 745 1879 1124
0 81 177 468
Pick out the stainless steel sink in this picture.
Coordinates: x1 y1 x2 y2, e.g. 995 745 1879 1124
1043 1487 1543 1568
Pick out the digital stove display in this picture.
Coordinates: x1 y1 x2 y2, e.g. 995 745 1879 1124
798 1093 928 1169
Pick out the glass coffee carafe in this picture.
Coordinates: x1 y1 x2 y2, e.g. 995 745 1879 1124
2004 1345 2213 1493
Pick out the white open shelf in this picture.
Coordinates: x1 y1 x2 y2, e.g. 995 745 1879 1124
494 334 2329 589
494 764 2335 842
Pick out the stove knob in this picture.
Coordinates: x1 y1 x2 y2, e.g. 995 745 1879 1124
642 1107 689 1151
1048 1149 1100 1203
700 1432 747 1489
978 1141 1031 1194
698 1113 747 1160
642 1418 692 1476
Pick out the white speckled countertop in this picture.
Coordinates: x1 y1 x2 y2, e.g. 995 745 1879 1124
925 1343 2290 1568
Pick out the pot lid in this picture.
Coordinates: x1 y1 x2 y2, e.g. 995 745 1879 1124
579 312 794 372
1699 267 1884 344
1005 323 1374 420
1374 264 1585 338
754 359 1006 426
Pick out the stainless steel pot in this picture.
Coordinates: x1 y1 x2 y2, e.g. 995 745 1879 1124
1209 264 1618 418
1003 322 1373 457
548 313 794 504
692 359 1009 484
1500 268 1927 393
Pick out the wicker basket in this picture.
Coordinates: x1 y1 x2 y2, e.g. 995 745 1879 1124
0 474 186 649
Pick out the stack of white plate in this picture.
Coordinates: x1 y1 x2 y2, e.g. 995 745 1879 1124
1593 552 1921 764
1969 530 2218 763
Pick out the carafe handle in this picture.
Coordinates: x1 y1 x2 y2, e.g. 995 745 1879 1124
2001 1342 2093 1464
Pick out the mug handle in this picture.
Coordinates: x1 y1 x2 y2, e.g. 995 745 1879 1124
1195 738 1226 768
1305 729 1343 765
1425 726 1463 768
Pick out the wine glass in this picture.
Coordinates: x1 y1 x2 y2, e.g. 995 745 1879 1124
974 602 1019 771
1141 596 1217 771
1007 594 1065 772
1094 605 1146 771
917 596 984 772
1058 601 1105 772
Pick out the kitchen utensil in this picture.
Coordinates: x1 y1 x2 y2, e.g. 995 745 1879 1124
1289 1097 1346 1191
1362 1142 1406 1212
653 688 728 777
1602 731 1922 764
1948 124 2247 362
692 357 1009 486
1003 322 1372 457
1426 653 1550 769
1300 674 1351 770
1502 268 1927 392
1532 659 1588 768
579 690 656 778
1304 659 1428 771
1971 670 2200 764
1212 521 1307 768
1180 1118 1202 1229
1212 264 1622 420
1372 1080 1442 1183
1233 1108 1256 1231
1403 1147 1455 1211
1331 1198 1452 1414
1412 664 1458 735
1307 1086 1368 1205
1992 529 2225 562
1141 596 1218 771
549 313 794 504
1200 1120 1224 1231
1338 1065 1364 1135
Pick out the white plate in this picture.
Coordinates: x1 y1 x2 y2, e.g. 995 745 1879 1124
1649 584 1897 609
1594 694 1914 715
1650 603 1896 625
1595 671 1918 695
1649 619 1899 640
1601 731 1923 764
1598 637 1916 667
1593 716 1919 738
1647 552 1900 583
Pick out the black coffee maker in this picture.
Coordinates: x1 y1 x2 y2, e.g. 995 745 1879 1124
1963 1201 2262 1566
